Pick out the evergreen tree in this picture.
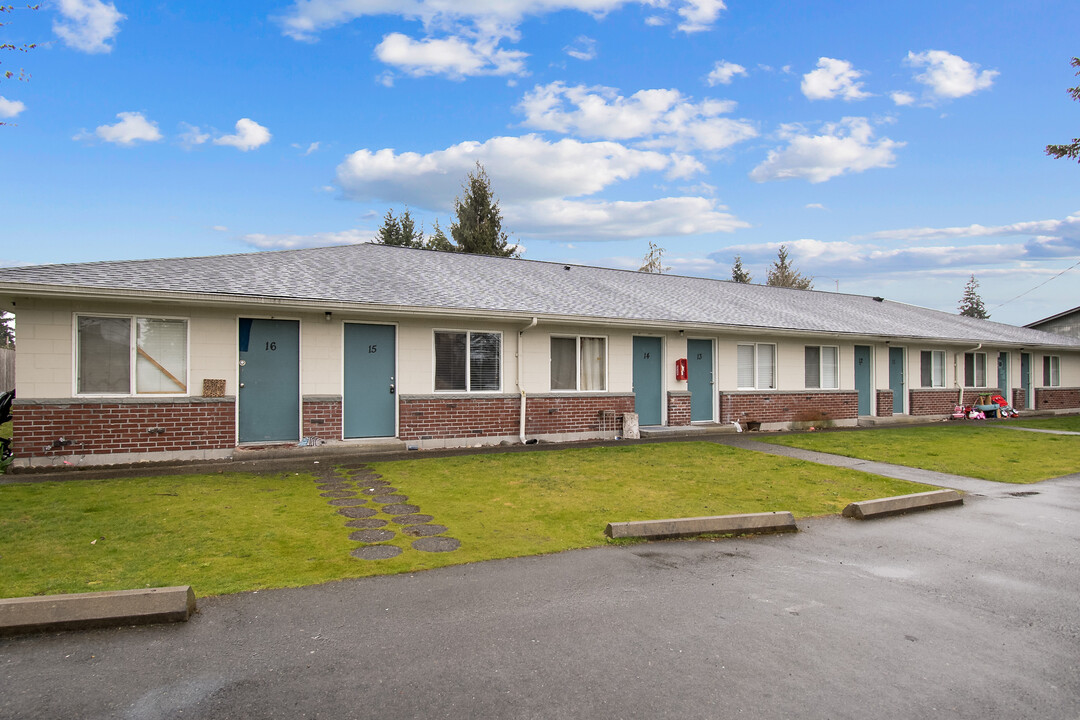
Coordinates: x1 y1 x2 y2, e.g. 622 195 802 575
425 219 455 252
638 241 669 273
958 274 990 319
0 311 13 349
375 208 425 248
450 162 518 257
731 255 752 283
765 245 813 289
1045 57 1080 163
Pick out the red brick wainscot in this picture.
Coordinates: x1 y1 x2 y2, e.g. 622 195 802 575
398 393 635 441
1012 388 1026 410
875 390 894 417
525 394 634 436
1034 387 1080 411
719 390 858 426
667 391 692 426
302 396 343 441
12 397 235 459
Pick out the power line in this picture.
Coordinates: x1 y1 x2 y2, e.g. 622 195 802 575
991 257 1080 310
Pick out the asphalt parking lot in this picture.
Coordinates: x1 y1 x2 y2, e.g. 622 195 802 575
2 473 1078 720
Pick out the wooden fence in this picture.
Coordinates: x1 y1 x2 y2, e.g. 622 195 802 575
0 347 13 392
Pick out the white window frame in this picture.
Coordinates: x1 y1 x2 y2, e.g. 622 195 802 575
73 313 190 397
921 350 945 388
737 343 776 390
1043 355 1061 387
432 329 503 393
549 335 608 392
804 345 839 390
964 351 987 388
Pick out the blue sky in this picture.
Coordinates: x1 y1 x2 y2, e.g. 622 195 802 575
1 0 1077 325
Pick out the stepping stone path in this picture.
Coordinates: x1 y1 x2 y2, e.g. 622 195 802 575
313 464 460 561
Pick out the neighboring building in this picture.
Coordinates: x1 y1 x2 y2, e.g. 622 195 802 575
1 243 1078 467
1026 306 1080 340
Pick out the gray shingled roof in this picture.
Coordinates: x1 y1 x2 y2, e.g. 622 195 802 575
1 243 1078 348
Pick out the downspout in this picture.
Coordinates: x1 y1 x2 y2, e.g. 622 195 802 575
518 317 539 443
954 343 982 406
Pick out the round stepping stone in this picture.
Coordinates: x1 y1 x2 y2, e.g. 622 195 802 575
412 537 460 553
320 490 355 498
344 518 388 529
360 485 394 495
351 473 383 481
391 514 434 526
380 503 419 515
337 506 377 519
351 545 402 560
316 483 352 491
403 524 447 537
373 494 408 504
328 497 368 507
349 529 396 543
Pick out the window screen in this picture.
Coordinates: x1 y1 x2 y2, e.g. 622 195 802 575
77 316 131 394
550 337 576 390
737 345 755 388
434 332 467 391
469 332 501 391
136 318 188 394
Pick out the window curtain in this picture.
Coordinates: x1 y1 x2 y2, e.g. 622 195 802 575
77 316 131 394
136 318 187 393
579 337 605 391
757 344 776 389
469 332 501 391
550 337 576 390
737 345 755 388
434 332 467 391
822 347 839 389
804 346 821 388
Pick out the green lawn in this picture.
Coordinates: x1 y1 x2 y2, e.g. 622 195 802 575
759 425 1080 483
0 442 933 599
1009 415 1080 432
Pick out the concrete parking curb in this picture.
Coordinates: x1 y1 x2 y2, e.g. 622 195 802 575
605 511 797 540
842 490 963 520
0 586 196 637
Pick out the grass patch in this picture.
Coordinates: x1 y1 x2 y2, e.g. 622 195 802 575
0 442 934 599
1009 415 1080 432
759 425 1080 483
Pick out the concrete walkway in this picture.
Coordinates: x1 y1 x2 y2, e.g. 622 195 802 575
991 425 1080 436
712 434 1022 495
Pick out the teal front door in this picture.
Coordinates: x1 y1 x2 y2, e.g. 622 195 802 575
1021 353 1032 408
687 339 713 422
238 318 300 443
997 352 1009 395
854 345 872 416
633 336 663 425
888 346 905 414
344 323 396 438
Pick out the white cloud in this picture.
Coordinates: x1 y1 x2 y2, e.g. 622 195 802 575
706 60 747 86
213 118 272 151
805 203 826 210
336 134 671 207
0 96 26 119
53 0 124 54
243 228 374 250
277 1 726 43
179 123 210 149
335 134 745 240
293 141 321 155
890 91 915 106
212 225 229 232
84 111 163 146
749 117 903 183
677 0 726 32
801 57 871 101
564 35 597 61
375 32 527 79
905 50 998 99
518 82 756 152
856 213 1080 247
508 196 747 238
